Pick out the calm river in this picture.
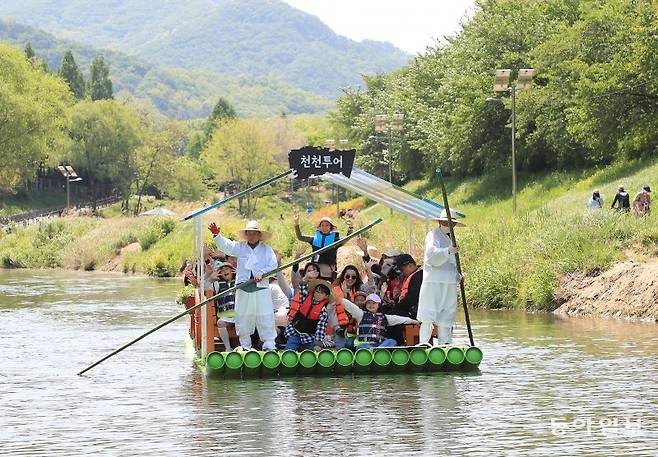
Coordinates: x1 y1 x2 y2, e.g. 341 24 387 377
1 270 656 456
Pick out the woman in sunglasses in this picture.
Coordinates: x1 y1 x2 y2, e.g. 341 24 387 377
329 265 363 349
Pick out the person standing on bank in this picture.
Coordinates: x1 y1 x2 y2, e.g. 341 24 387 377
208 220 278 351
633 185 651 216
293 213 353 279
611 185 630 212
417 210 465 346
587 189 603 209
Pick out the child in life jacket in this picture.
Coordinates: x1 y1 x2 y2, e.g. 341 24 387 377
284 279 336 351
293 214 353 279
340 293 418 349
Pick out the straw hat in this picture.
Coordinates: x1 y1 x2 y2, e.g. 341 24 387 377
317 216 336 230
307 278 339 303
434 209 466 227
353 244 380 259
236 220 272 241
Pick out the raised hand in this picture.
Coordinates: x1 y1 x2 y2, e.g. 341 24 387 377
294 245 308 258
292 212 300 224
355 237 368 253
208 222 220 236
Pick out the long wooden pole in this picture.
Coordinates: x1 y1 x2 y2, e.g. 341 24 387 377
78 217 383 375
435 167 474 346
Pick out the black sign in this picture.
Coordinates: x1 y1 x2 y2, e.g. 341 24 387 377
288 146 356 180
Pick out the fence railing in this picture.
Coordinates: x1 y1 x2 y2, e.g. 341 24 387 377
0 195 121 227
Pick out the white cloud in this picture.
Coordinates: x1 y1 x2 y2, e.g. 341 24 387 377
282 0 475 54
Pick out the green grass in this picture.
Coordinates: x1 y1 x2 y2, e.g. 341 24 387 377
361 158 658 311
0 190 83 218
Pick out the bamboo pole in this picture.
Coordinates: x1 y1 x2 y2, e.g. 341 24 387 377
435 167 475 346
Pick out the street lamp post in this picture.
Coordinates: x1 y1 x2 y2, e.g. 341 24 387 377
490 68 535 213
374 113 404 185
57 165 82 210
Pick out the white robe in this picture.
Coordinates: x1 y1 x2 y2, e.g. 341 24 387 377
416 228 459 326
213 234 277 349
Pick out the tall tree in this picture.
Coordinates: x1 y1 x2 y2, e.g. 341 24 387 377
58 50 85 100
202 119 278 216
68 100 142 209
87 55 113 101
203 97 237 141
0 43 72 196
24 42 35 60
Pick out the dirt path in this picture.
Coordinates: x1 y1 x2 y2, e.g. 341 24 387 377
554 260 658 321
100 242 141 272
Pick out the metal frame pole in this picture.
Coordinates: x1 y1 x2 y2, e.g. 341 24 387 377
511 85 517 213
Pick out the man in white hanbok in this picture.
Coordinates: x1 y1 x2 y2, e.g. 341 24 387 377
417 210 465 345
209 220 278 350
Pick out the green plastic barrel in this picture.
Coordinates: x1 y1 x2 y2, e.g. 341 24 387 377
464 346 483 368
242 350 262 377
297 350 318 375
353 349 373 373
390 348 410 371
372 348 392 371
316 350 336 374
279 350 299 376
426 347 447 371
205 351 225 377
446 346 466 367
408 347 428 371
224 351 243 378
261 351 281 376
334 349 354 374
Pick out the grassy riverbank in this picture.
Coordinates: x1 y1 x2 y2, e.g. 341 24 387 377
1 159 657 311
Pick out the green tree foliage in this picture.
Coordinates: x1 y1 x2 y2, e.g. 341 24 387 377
24 42 35 60
68 100 142 207
160 157 209 202
185 131 204 159
133 123 186 214
203 97 237 142
0 43 72 195
201 119 281 215
87 55 113 100
333 0 658 179
57 50 85 99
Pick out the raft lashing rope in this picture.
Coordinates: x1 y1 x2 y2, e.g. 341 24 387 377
204 346 483 379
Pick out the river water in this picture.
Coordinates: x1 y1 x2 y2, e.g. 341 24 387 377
1 269 656 456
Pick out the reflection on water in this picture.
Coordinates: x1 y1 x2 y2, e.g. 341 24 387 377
0 269 656 456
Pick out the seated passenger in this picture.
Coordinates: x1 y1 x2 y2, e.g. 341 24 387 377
212 261 236 351
330 265 363 348
340 293 417 349
284 279 335 351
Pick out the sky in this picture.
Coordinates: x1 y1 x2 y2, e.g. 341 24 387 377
282 0 476 55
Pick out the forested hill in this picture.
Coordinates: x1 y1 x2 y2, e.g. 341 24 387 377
0 0 410 97
0 19 332 119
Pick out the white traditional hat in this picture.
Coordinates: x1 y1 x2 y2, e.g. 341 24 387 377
434 209 466 227
236 220 272 241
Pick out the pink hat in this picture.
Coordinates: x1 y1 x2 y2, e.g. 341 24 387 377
365 293 382 304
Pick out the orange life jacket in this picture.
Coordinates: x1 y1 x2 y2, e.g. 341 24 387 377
399 268 421 300
289 291 328 335
332 285 353 327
